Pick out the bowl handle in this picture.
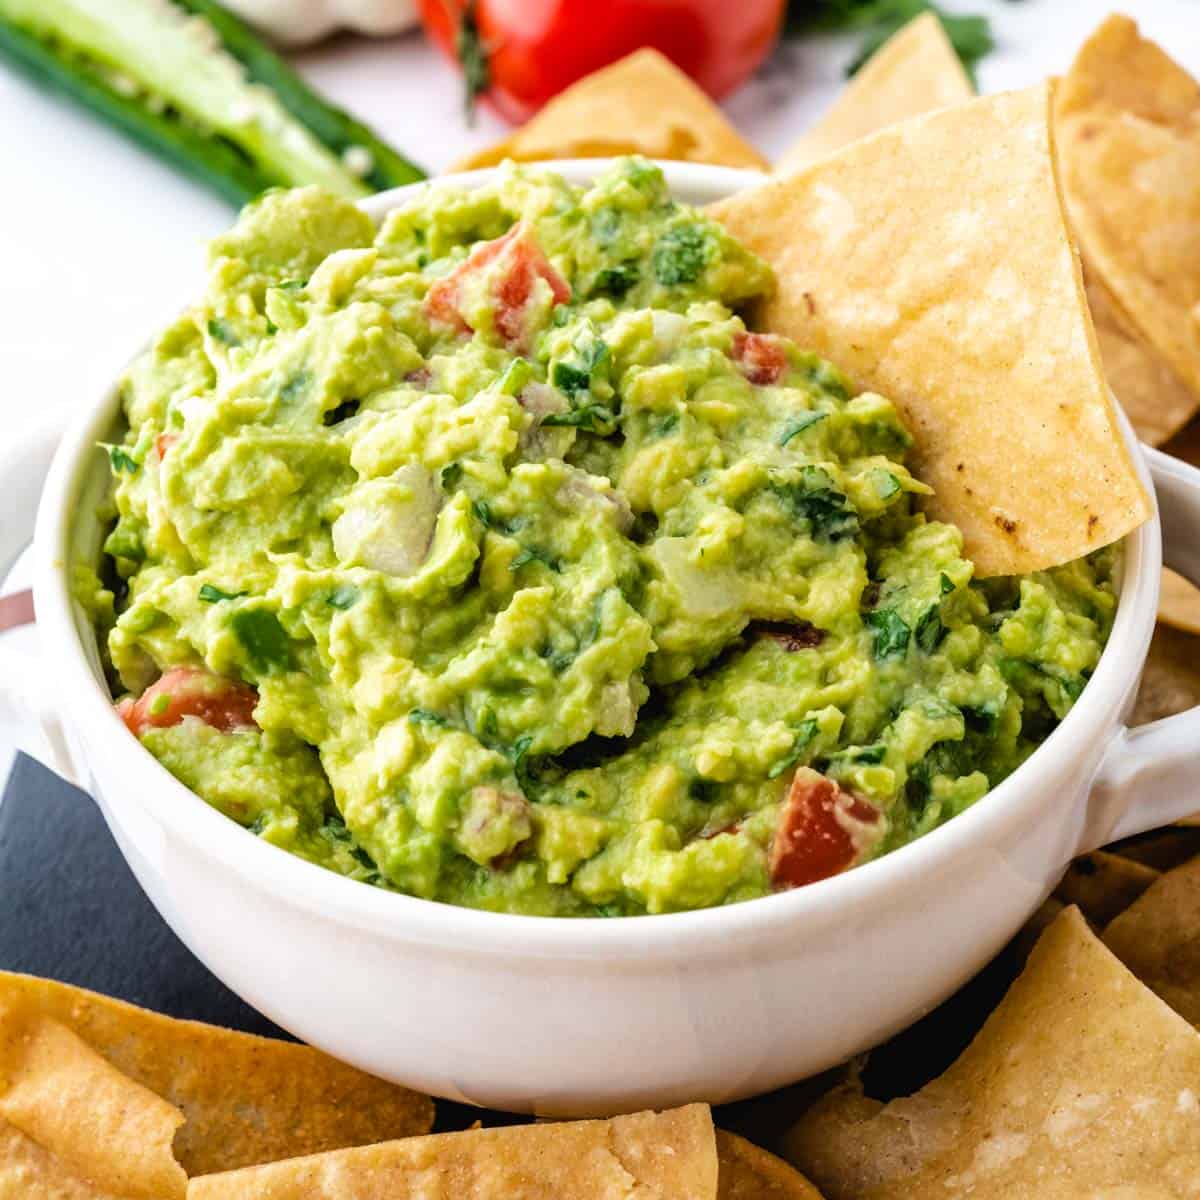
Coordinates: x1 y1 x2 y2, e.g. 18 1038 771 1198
1086 446 1200 849
0 412 85 786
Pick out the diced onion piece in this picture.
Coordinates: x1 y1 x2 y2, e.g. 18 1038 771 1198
651 310 688 361
332 464 439 577
649 537 744 619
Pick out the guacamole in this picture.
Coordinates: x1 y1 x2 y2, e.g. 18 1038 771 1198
95 160 1115 916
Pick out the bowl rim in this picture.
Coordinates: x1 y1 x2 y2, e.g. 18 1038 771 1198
32 158 1161 959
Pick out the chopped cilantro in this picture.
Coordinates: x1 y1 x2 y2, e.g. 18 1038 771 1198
651 412 680 438
231 609 290 672
839 743 887 765
206 317 240 346
106 445 140 474
770 467 859 541
915 604 947 654
940 572 956 595
767 718 820 779
440 462 463 489
541 402 616 432
510 545 561 572
199 583 246 603
590 263 639 298
477 708 499 740
408 708 449 726
511 734 536 789
779 412 826 446
866 607 910 659
327 585 358 611
551 361 591 395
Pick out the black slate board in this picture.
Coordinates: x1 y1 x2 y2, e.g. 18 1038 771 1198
0 752 282 1036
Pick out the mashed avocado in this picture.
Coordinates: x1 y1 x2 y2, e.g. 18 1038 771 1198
97 159 1115 916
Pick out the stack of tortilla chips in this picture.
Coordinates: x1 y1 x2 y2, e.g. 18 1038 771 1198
0 968 823 1197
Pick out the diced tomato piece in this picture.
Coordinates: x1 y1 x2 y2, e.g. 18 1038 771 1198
117 666 258 738
732 331 789 386
769 768 880 890
423 222 571 350
155 433 178 459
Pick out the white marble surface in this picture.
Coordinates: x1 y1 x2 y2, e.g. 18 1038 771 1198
1 1 1198 779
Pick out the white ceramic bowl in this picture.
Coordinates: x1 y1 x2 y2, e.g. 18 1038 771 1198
3 162 1200 1118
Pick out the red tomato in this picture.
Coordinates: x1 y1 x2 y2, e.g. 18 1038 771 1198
418 0 786 125
117 666 259 738
732 331 789 386
155 433 178 458
769 768 880 890
424 221 570 350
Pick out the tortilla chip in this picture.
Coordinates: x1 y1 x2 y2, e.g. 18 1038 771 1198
775 13 973 174
716 1130 823 1199
1156 420 1200 633
1161 568 1200 635
0 1011 185 1199
0 1118 135 1199
1131 623 1200 727
188 1105 718 1199
1105 857 1200 1025
0 972 433 1177
782 906 1200 1198
1054 850 1160 928
711 84 1150 576
1085 270 1200 445
452 49 768 173
1055 17 1200 429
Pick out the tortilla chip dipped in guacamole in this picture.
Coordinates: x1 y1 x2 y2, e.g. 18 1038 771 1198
712 84 1150 577
1055 16 1200 447
96 155 1120 917
188 1104 718 1199
775 12 973 175
783 907 1200 1199
453 48 768 173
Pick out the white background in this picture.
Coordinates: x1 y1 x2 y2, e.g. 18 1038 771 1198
1 0 1198 778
